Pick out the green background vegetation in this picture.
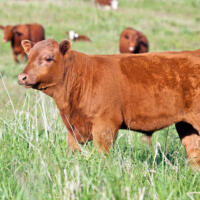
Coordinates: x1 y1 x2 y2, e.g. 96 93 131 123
0 0 200 199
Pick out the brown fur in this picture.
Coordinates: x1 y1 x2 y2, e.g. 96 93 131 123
142 49 200 145
95 0 112 6
0 23 45 63
18 39 200 169
119 27 149 54
74 35 91 42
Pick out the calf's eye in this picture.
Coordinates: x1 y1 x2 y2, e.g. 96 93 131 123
45 57 54 62
125 35 129 39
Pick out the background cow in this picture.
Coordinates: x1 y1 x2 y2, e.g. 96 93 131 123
119 27 149 54
0 23 45 63
66 31 91 42
95 0 118 10
18 39 200 170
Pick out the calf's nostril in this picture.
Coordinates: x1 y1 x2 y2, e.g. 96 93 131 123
18 73 28 84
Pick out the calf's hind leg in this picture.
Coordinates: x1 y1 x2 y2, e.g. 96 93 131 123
175 121 200 169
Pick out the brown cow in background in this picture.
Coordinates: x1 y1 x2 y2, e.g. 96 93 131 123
95 0 118 10
18 39 200 170
0 23 45 63
66 31 91 42
119 27 149 54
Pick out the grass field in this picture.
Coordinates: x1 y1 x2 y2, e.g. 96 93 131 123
0 0 200 199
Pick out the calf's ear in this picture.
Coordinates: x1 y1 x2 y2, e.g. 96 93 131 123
21 40 35 55
0 25 4 30
59 40 71 55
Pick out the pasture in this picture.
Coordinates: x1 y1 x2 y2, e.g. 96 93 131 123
0 0 200 199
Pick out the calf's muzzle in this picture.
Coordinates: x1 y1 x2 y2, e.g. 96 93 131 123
18 73 27 85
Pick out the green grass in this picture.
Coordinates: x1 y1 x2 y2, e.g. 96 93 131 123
0 0 200 199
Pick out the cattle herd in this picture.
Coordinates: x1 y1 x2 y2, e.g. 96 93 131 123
0 24 148 63
1 0 200 170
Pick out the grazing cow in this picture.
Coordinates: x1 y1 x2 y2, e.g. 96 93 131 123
66 31 91 42
119 27 149 54
18 39 200 169
0 23 45 63
95 0 118 10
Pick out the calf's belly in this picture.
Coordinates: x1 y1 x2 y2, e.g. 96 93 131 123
126 114 181 132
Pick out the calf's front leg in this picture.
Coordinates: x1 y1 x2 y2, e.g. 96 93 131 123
13 51 19 63
60 112 82 152
92 119 120 153
19 51 26 62
67 130 81 152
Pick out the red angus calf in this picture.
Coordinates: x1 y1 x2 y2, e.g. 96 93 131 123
18 39 200 170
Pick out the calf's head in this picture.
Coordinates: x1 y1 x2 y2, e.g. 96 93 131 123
18 39 71 91
119 28 140 53
0 25 14 42
0 25 23 42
